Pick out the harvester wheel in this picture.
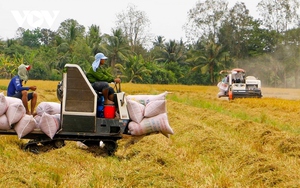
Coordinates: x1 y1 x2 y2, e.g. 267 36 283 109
104 141 118 156
24 143 39 154
53 140 65 148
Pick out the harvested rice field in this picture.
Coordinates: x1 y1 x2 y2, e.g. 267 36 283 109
1 79 300 187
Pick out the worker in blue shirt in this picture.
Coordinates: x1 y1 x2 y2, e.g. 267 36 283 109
7 64 38 115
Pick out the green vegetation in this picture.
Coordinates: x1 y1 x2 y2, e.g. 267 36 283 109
0 0 299 87
0 85 7 90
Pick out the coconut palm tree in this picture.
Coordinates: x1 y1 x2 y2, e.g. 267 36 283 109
100 29 131 70
87 24 102 55
190 40 227 84
115 54 151 83
155 39 186 64
57 19 85 44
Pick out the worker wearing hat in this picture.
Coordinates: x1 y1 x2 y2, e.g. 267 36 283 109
7 64 38 115
86 53 121 105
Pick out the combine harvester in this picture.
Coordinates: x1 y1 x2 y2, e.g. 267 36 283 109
217 68 262 100
0 64 173 155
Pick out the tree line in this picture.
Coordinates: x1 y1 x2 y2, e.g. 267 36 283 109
0 0 299 87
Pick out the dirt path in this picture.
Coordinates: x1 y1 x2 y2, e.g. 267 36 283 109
262 87 300 100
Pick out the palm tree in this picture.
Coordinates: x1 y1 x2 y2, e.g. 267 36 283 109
152 36 165 49
0 55 17 78
155 39 186 64
101 29 131 69
115 55 151 83
189 40 226 84
57 19 85 44
87 25 102 55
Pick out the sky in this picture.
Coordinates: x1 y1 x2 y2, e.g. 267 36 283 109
0 0 262 41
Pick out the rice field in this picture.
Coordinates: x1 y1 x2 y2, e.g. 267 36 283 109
1 79 300 187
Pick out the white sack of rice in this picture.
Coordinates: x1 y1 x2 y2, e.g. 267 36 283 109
144 99 166 118
36 102 61 116
38 112 60 139
0 93 8 116
126 99 145 123
126 92 167 105
0 114 10 130
6 102 26 126
128 113 173 136
14 114 37 139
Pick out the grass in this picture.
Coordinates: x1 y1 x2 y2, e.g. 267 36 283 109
1 80 300 187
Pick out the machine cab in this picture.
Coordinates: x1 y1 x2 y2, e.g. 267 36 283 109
59 64 129 134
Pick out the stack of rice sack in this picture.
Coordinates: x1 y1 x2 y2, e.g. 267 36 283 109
126 92 174 138
0 92 60 139
0 92 36 138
